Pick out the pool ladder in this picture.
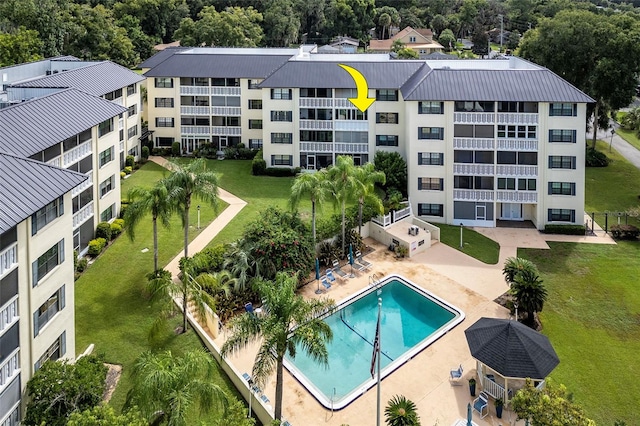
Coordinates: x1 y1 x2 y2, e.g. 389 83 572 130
369 273 381 288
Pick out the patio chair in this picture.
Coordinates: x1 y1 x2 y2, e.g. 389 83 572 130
332 259 348 279
356 251 372 270
321 276 332 291
473 392 489 419
260 394 270 404
449 364 463 385
326 269 338 283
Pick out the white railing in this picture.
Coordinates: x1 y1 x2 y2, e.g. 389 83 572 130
73 201 94 228
334 98 354 108
335 143 368 153
211 87 241 96
211 106 241 116
495 165 538 177
454 190 494 201
212 126 241 136
0 349 19 391
393 205 411 222
300 120 333 130
0 297 18 335
300 142 333 153
453 163 495 175
113 97 123 106
181 126 210 135
453 138 494 150
496 139 538 151
63 140 92 168
180 106 210 115
72 173 92 197
453 112 495 124
496 191 537 203
299 98 334 108
334 120 368 131
180 86 210 95
0 243 17 278
46 156 61 168
482 375 506 400
497 112 538 125
372 213 392 227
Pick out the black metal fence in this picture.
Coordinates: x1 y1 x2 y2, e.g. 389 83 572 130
585 212 640 234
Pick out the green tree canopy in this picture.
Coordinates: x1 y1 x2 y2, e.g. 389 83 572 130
263 0 299 47
0 27 43 67
113 0 189 44
66 404 147 426
374 151 408 197
438 28 456 51
174 6 264 47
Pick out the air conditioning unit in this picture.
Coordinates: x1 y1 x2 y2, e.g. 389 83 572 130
408 225 419 236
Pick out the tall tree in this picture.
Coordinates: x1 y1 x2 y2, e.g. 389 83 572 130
327 155 357 256
263 0 299 47
221 273 334 421
289 169 331 249
379 13 392 40
0 27 42 66
430 14 448 36
174 6 263 47
327 0 375 41
438 28 456 51
511 268 547 327
113 0 189 44
352 163 385 235
374 151 408 197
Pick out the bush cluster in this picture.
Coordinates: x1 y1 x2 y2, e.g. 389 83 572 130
110 218 125 239
95 222 112 241
586 147 609 167
124 166 133 175
263 167 300 177
171 141 181 156
610 224 640 240
88 238 107 256
224 143 256 160
544 224 586 235
151 147 172 156
141 146 150 162
125 155 135 168
252 149 267 175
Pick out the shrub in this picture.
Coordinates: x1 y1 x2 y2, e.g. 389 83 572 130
141 146 150 162
124 166 133 175
171 141 181 157
120 171 126 179
318 240 340 266
88 238 107 256
544 224 586 235
586 147 609 167
191 245 227 274
252 150 266 175
125 155 135 168
95 222 112 241
610 224 640 240
76 257 88 273
395 244 409 258
113 218 125 228
264 167 298 177
119 202 129 219
110 222 123 239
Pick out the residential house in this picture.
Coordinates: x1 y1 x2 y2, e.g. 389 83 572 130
368 26 444 58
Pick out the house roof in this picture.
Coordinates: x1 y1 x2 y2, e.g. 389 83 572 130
369 26 436 51
10 61 144 96
0 152 87 233
137 46 190 69
0 88 126 157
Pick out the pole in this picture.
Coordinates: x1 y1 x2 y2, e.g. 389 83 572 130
610 129 615 152
499 14 503 52
248 380 253 418
376 298 382 426
459 223 463 249
197 205 201 230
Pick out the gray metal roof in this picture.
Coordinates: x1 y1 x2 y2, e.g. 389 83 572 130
403 68 594 102
11 61 144 96
137 47 189 69
0 152 87 233
0 88 126 157
259 61 425 89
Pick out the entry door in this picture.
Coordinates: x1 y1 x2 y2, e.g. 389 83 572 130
502 203 522 220
476 205 486 221
307 155 316 170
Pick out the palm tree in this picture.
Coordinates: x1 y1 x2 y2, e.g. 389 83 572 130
124 183 175 272
289 170 331 249
327 155 357 256
164 158 219 259
385 395 421 426
352 162 385 235
221 273 334 421
379 12 392 40
511 268 548 327
223 238 261 292
125 349 228 426
502 257 538 285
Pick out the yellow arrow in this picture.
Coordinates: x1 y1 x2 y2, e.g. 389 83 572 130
338 64 375 112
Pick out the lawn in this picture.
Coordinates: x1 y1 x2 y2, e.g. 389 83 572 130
74 161 238 422
614 111 640 151
438 223 500 264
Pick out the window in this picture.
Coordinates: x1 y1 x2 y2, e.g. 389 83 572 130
248 99 262 109
249 139 263 149
127 104 137 117
248 79 261 89
548 209 575 222
376 112 399 123
271 88 292 100
101 204 115 222
98 118 113 137
475 151 493 164
549 103 577 116
156 117 175 128
99 146 113 167
409 36 416 42
549 129 576 143
418 177 443 190
300 88 332 98
180 77 209 86
497 125 537 139
271 155 293 166
454 150 473 163
34 285 65 337
32 197 64 235
376 135 399 146
518 152 537 165
99 175 115 198
418 203 443 216
454 101 494 112
271 111 292 122
35 331 66 371
497 178 516 190
127 84 137 96
335 131 367 143
248 119 263 129
156 137 174 147
212 78 239 87
300 108 332 120
497 151 516 164
454 124 494 138
418 152 444 165
418 101 443 114
418 127 444 140
497 102 538 113
155 77 173 88
128 125 138 139
335 109 366 120
300 131 332 142
32 240 64 286
376 89 398 101
181 116 210 126
518 178 537 191
211 96 239 106
548 156 576 169
271 133 293 144
155 97 174 108
549 182 575 195
104 89 123 100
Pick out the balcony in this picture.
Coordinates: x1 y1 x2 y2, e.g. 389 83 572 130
299 98 334 108
454 189 494 201
300 120 333 130
453 138 494 150
211 106 241 116
181 106 210 115
334 98 354 108
73 201 94 228
212 126 241 136
453 163 495 175
496 139 538 151
0 242 17 278
496 191 538 203
0 349 19 392
72 173 92 197
335 143 368 154
180 86 210 95
497 113 538 125
181 126 210 135
453 112 494 124
300 142 333 153
46 156 61 168
495 165 538 177
63 140 92 168
334 120 368 131
112 97 123 106
211 87 241 96
0 297 18 335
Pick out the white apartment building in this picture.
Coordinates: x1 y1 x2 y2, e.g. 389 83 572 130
142 48 593 230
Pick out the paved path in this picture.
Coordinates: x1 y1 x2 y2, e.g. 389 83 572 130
592 119 640 168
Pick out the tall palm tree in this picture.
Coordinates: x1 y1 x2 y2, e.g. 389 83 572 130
124 183 175 272
512 268 548 327
164 158 219 259
385 395 421 426
289 170 330 249
502 257 538 285
327 155 357 256
352 162 386 235
125 349 228 426
379 12 392 40
221 273 334 421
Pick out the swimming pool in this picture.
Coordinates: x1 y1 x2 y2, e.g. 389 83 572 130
283 274 465 410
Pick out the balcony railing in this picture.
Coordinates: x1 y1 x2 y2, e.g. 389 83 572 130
496 112 539 125
453 138 494 150
212 126 241 136
334 120 368 131
496 191 538 203
63 140 91 168
299 98 334 108
211 87 241 96
496 139 538 151
0 297 18 335
181 106 210 115
300 142 333 153
0 349 19 392
453 189 494 201
112 97 123 106
72 173 92 197
453 112 495 124
335 142 368 153
46 156 62 168
453 163 495 175
180 86 210 95
211 106 241 116
334 98 354 108
181 126 210 135
300 120 333 130
0 242 17 278
73 201 94 228
495 165 538 177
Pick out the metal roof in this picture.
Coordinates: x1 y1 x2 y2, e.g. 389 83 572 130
11 61 144 96
0 152 87 233
0 88 126 157
402 68 594 102
137 47 189 69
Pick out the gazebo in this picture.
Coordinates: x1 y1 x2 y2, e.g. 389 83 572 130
464 317 560 402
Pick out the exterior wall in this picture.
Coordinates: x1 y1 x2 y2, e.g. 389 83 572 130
147 77 181 147
94 122 122 223
123 82 144 161
262 90 296 167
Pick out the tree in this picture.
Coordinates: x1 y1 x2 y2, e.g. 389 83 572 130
385 395 421 426
221 273 334 421
0 27 43 67
327 0 375 41
174 6 264 47
25 356 107 426
67 405 147 426
397 47 419 59
438 28 456 51
378 13 392 40
263 0 299 47
289 169 331 249
511 268 548 327
125 350 228 425
506 29 521 50
511 378 596 426
124 182 175 273
374 151 408 197
113 0 189 44
327 155 357 256
117 14 156 61
398 7 423 29
471 26 489 56
430 14 448 36
502 256 537 285
376 5 400 39
352 163 385 235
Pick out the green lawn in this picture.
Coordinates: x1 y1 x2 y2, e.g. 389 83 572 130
74 161 238 422
438 223 500 264
614 111 640 151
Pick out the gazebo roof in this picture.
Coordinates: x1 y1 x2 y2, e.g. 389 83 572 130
464 317 559 379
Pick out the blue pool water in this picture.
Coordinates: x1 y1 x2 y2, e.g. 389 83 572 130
283 274 464 409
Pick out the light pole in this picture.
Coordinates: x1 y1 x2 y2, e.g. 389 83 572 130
197 205 201 230
459 223 464 249
514 301 519 321
609 128 615 152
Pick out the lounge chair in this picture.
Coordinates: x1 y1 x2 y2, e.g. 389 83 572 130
473 392 489 419
449 364 463 385
260 394 270 404
332 259 348 279
326 269 338 283
355 251 372 270
321 276 331 291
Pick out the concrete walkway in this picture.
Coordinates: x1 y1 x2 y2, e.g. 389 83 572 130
592 119 640 168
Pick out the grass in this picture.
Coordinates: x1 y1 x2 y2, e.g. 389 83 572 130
437 223 500 264
74 161 238 422
614 111 640 151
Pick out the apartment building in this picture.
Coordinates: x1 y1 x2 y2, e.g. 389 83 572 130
141 48 592 229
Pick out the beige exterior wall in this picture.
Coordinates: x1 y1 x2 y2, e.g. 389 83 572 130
146 77 181 146
94 121 122 222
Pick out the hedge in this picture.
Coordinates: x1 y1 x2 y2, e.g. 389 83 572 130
544 224 586 235
88 238 107 256
610 224 640 240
